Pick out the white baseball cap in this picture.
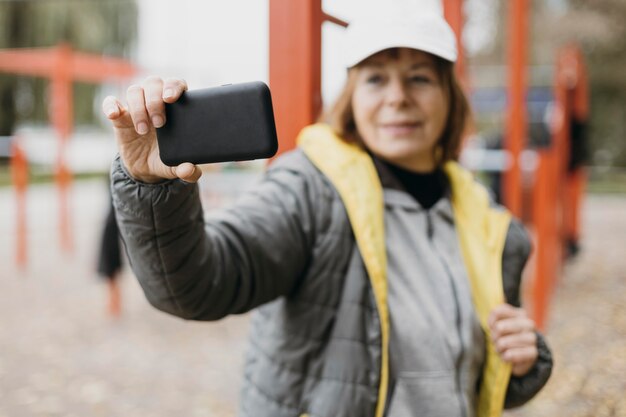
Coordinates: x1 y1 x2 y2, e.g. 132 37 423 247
343 9 458 68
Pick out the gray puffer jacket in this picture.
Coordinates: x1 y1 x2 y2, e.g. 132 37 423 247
111 150 552 417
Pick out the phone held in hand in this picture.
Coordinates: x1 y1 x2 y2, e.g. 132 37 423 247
156 81 278 166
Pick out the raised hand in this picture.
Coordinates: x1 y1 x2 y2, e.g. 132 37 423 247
102 76 202 183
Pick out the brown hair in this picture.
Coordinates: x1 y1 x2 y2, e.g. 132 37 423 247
319 49 470 167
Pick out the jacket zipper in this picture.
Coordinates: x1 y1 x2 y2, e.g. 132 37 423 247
426 211 469 417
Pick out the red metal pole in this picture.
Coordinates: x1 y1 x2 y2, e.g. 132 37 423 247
531 150 551 331
269 0 323 155
10 138 28 269
0 47 137 82
503 0 529 218
51 43 74 253
443 0 467 88
530 106 559 330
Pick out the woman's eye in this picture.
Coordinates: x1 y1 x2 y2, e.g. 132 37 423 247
410 75 431 84
366 74 383 84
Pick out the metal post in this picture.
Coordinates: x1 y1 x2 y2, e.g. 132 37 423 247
10 137 28 269
531 150 551 331
443 0 467 87
503 0 529 218
269 0 323 155
51 43 74 252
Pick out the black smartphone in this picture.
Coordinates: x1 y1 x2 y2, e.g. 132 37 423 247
156 81 278 166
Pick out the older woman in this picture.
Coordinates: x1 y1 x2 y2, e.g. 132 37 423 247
103 10 551 417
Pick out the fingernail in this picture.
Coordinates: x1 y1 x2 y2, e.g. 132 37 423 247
163 89 174 99
137 122 149 135
105 106 116 117
152 115 164 128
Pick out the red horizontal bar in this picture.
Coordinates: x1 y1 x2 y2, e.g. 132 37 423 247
0 46 138 82
0 48 57 77
70 53 138 82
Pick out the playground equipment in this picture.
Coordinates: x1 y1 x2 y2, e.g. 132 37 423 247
0 43 137 263
268 0 588 330
531 45 589 329
503 0 529 217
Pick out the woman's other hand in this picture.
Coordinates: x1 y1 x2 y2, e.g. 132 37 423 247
102 76 202 184
488 303 539 377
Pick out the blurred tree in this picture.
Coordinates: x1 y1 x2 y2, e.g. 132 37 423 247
0 0 138 136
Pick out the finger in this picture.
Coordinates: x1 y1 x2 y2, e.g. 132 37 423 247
501 345 538 365
494 331 537 354
126 84 151 135
512 357 538 377
143 76 166 128
175 163 202 183
490 316 535 340
102 96 134 130
102 95 121 118
488 304 525 327
162 78 189 103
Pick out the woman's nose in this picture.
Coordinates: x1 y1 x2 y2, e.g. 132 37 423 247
384 78 410 107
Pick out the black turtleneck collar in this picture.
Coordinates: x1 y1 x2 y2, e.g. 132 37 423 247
371 156 449 210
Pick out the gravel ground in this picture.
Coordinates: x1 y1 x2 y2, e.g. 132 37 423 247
0 178 624 417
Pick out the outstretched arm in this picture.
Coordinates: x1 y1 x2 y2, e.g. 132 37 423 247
110 153 317 321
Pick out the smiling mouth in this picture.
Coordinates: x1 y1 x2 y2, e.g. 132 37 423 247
380 122 422 135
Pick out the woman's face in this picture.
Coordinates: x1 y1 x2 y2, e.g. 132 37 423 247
351 48 449 172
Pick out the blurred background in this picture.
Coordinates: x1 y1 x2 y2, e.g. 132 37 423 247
0 0 625 416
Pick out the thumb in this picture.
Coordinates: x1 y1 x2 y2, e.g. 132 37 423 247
102 96 133 130
175 162 203 183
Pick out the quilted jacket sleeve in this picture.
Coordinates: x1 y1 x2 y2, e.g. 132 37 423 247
110 152 319 321
501 219 553 408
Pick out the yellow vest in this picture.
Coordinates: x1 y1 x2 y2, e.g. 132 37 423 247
298 124 512 417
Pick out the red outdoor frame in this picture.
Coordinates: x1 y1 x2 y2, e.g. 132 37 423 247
268 0 588 331
0 43 137 259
